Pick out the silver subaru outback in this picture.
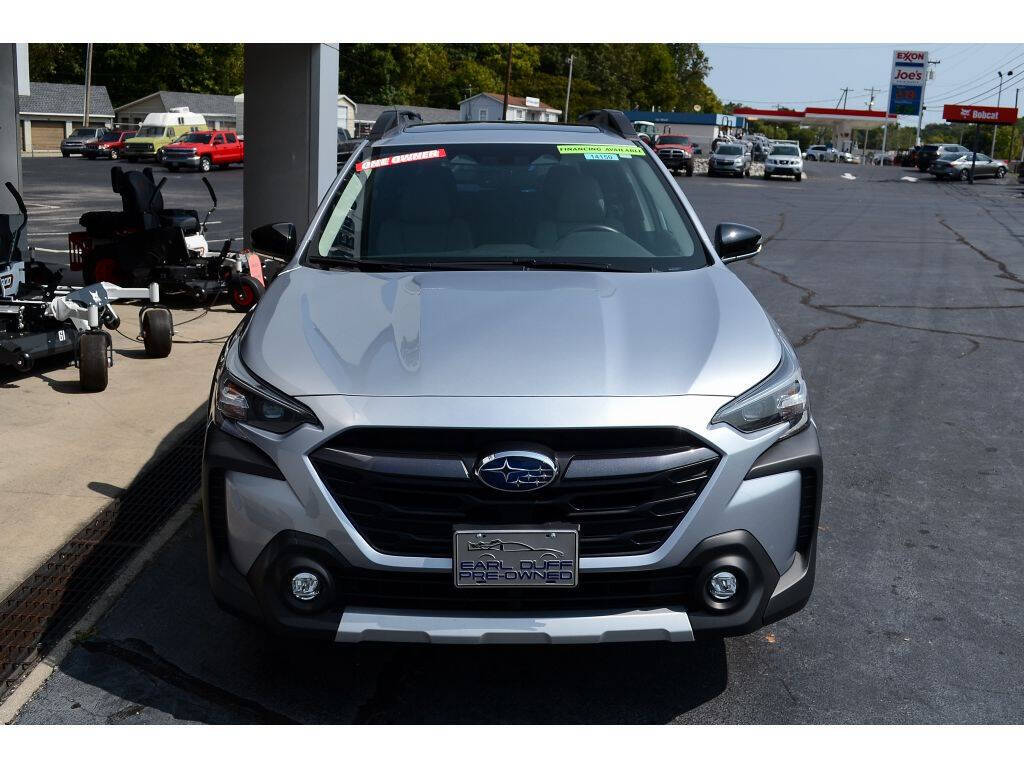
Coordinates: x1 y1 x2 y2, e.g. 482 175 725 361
202 109 821 644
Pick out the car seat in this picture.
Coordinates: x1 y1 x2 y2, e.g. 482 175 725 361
374 166 473 255
533 168 622 250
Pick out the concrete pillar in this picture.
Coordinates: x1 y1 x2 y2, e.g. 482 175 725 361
64 120 72 137
0 44 23 197
22 119 31 153
242 43 339 247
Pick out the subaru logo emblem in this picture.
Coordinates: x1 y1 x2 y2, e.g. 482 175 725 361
475 451 558 492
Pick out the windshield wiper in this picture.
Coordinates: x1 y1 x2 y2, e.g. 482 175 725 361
307 255 438 272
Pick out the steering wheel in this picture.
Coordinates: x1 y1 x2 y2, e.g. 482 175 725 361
559 224 623 240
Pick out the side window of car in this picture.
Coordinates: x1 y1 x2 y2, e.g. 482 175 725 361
214 135 224 144
226 134 236 143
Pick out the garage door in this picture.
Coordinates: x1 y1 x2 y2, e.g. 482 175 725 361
31 121 66 151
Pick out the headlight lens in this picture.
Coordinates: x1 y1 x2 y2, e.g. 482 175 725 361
711 326 809 439
212 332 320 434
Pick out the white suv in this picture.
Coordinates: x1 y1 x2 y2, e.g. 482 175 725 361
804 145 837 162
764 144 804 181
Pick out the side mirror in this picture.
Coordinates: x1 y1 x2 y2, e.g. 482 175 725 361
251 222 297 259
714 222 762 264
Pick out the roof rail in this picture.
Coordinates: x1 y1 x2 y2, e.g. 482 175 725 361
576 109 638 139
368 108 423 141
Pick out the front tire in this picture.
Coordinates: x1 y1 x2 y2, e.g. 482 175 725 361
795 172 803 182
142 308 173 358
960 169 970 182
996 167 1006 179
200 156 212 173
109 149 119 160
79 332 109 392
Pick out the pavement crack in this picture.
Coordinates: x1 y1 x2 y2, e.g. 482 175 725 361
936 215 1024 287
79 637 298 724
747 260 1024 349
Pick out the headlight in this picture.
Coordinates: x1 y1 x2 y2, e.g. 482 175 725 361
711 326 809 440
212 330 320 434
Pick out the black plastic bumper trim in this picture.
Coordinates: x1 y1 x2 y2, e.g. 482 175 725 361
744 422 822 480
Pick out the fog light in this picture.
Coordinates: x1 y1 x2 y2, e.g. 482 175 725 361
708 571 738 601
291 572 320 601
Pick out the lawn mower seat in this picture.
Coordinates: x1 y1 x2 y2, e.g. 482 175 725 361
80 167 201 237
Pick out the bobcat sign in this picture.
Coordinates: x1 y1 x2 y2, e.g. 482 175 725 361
942 105 1019 125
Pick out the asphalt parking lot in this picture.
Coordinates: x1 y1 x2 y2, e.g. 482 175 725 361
12 160 1024 724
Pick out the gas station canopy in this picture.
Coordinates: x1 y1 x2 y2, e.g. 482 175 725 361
734 106 898 131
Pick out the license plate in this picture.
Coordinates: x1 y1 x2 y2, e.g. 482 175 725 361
454 527 578 588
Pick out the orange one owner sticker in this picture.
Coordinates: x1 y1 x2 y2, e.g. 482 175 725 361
356 148 447 172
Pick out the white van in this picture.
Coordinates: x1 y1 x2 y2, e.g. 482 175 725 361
122 107 208 162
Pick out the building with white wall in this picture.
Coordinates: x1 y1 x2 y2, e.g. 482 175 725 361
459 92 561 123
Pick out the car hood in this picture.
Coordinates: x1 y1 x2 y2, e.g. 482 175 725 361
241 265 781 398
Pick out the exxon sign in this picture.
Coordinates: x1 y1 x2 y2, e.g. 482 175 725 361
888 50 928 117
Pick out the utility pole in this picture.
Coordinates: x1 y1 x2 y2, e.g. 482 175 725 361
837 87 850 109
916 58 938 147
863 87 876 162
563 54 574 123
501 44 513 121
992 69 1013 156
83 43 94 129
1009 88 1020 164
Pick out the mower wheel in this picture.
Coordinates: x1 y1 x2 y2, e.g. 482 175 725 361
79 332 109 392
229 274 265 312
142 308 173 358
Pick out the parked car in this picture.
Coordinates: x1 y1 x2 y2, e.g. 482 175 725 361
60 127 105 157
162 130 245 172
916 143 972 172
835 150 854 163
901 145 922 167
202 109 821 644
804 145 837 162
708 143 752 177
654 133 696 176
928 152 1009 181
82 130 136 160
763 143 803 181
337 127 363 166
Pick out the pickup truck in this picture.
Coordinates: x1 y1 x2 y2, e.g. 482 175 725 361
337 127 363 167
161 130 244 172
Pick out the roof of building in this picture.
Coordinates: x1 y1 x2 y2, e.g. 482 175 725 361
355 102 461 124
115 91 238 117
19 82 114 117
624 110 745 127
463 92 561 112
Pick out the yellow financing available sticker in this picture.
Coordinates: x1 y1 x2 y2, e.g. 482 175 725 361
557 144 645 156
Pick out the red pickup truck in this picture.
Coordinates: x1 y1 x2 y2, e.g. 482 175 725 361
161 130 244 172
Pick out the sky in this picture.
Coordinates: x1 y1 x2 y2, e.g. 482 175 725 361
702 44 1024 125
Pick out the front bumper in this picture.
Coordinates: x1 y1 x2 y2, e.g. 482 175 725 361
202 394 823 643
765 164 802 176
164 155 202 168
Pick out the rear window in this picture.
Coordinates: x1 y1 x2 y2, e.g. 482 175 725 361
310 141 710 272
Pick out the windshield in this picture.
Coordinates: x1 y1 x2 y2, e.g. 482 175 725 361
771 145 800 156
180 133 212 144
137 126 162 137
716 145 743 156
656 135 689 145
71 128 95 137
100 132 121 141
309 142 709 272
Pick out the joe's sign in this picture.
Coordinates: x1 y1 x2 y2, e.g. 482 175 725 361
888 50 928 117
942 105 1019 125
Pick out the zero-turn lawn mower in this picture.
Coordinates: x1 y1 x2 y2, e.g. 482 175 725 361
72 167 281 312
1 181 173 392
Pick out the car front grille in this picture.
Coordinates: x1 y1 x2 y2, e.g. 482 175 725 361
126 143 153 153
310 427 720 559
164 149 195 159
